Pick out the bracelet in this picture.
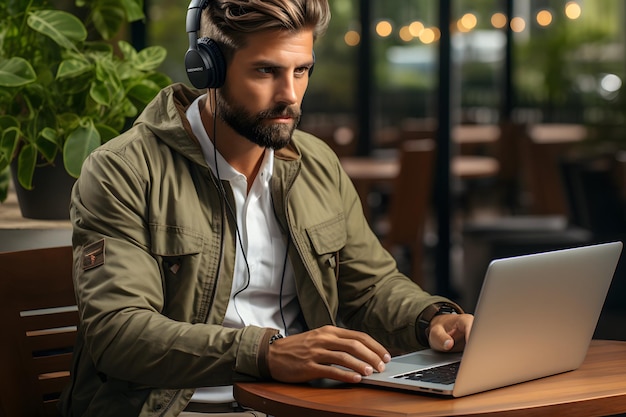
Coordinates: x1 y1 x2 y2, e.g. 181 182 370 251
269 333 284 344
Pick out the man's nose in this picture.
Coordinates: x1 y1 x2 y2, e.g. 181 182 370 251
274 75 299 105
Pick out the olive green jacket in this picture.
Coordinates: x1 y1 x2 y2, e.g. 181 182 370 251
60 83 453 417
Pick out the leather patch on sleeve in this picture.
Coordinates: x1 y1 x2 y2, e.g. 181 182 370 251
82 239 105 271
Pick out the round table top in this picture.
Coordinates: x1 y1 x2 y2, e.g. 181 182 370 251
235 340 626 417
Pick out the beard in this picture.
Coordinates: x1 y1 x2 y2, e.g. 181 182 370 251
216 86 301 150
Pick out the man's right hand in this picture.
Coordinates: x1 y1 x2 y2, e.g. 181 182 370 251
267 325 391 383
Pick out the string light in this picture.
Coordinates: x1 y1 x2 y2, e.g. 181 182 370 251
376 20 393 38
344 30 360 46
409 21 425 37
510 16 526 32
536 10 553 27
491 12 507 29
565 1 582 19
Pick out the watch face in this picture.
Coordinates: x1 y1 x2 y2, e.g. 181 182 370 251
437 304 458 315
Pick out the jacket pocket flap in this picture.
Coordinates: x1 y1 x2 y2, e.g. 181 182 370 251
306 214 347 255
150 224 204 256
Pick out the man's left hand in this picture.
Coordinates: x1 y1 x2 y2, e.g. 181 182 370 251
428 313 474 352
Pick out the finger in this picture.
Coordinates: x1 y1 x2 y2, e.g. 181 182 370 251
329 327 391 359
308 361 368 384
317 349 382 377
322 328 390 371
429 324 455 351
429 314 473 352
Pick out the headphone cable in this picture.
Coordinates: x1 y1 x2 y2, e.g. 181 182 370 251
210 90 252 298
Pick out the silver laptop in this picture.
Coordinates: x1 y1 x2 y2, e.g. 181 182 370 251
362 241 623 397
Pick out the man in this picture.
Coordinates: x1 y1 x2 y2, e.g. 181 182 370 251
60 0 473 416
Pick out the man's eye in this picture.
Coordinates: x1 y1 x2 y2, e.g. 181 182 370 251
258 67 274 74
295 67 308 76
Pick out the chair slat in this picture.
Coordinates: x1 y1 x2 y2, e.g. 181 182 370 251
38 372 71 396
21 310 79 332
26 332 77 353
31 353 74 376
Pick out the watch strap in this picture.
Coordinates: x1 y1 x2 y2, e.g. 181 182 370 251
417 302 462 347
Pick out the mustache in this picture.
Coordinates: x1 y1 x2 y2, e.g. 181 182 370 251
259 106 301 119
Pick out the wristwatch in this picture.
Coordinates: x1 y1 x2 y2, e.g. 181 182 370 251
269 333 284 344
417 303 460 347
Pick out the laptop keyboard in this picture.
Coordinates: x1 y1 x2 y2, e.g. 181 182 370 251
394 361 460 385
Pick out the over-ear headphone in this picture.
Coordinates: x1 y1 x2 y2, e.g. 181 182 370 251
185 0 226 89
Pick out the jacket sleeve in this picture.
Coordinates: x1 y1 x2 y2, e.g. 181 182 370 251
71 143 273 389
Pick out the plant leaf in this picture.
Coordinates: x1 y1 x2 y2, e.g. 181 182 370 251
63 120 101 177
122 0 145 22
27 10 87 51
146 72 173 88
17 143 37 190
57 58 93 79
1 126 21 163
0 117 21 165
0 115 19 132
0 57 37 87
118 40 138 62
127 78 162 105
135 46 167 72
91 59 123 106
0 167 9 203
91 2 125 40
94 124 119 143
36 128 60 162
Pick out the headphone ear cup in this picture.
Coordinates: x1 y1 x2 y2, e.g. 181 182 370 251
185 37 226 89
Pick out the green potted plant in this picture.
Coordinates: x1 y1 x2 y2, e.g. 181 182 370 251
0 0 171 218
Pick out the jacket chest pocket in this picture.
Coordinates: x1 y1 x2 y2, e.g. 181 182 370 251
306 214 347 281
150 224 205 321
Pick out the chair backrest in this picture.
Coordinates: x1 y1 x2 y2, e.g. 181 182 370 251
384 139 436 285
521 123 587 216
0 246 77 417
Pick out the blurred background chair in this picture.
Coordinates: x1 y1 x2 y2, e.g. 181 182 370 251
0 246 77 417
379 139 436 286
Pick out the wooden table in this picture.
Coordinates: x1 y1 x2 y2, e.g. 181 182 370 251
340 155 499 182
235 340 626 417
0 189 72 252
452 124 500 155
339 155 499 217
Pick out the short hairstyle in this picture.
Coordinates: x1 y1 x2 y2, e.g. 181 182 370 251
201 0 330 60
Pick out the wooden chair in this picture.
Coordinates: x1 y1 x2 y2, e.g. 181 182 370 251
0 246 77 417
381 139 436 286
521 123 587 216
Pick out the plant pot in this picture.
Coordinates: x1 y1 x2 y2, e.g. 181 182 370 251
10 156 76 220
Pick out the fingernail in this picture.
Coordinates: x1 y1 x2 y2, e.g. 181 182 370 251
383 354 391 363
364 366 374 376
353 373 363 383
377 361 386 372
443 339 453 350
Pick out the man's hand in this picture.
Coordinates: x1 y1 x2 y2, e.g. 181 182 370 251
267 325 391 383
427 313 473 352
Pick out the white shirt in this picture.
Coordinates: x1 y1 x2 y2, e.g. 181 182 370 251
186 95 301 403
